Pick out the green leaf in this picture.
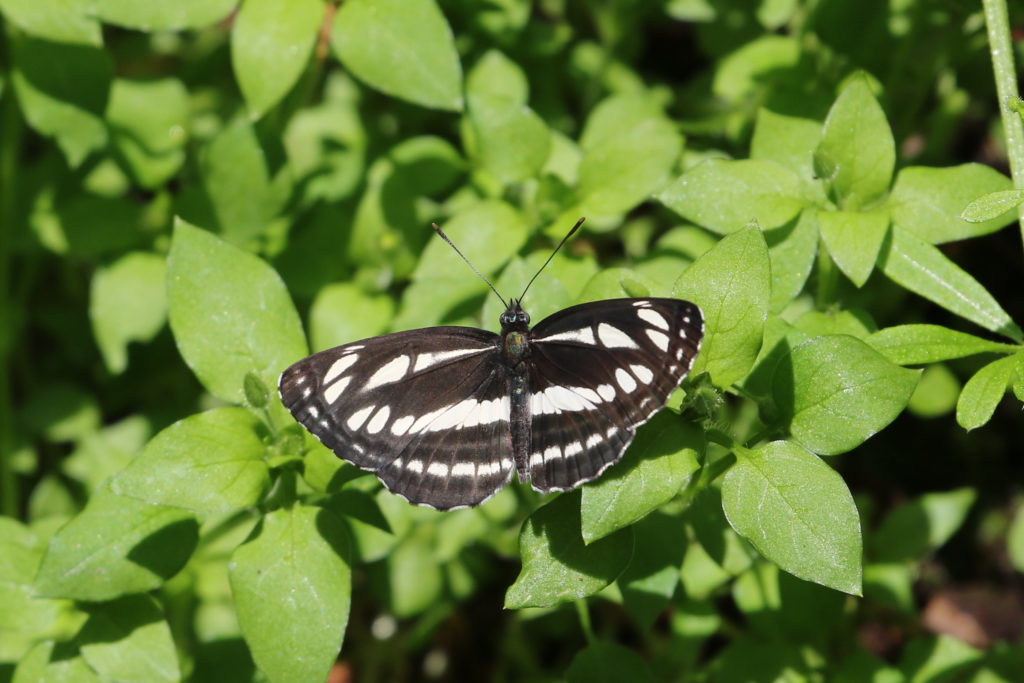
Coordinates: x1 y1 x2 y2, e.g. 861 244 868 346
199 119 289 245
1015 351 1024 402
579 92 668 150
95 0 237 30
956 354 1016 431
0 0 101 45
466 93 550 183
774 335 920 455
712 36 799 102
866 324 1019 365
575 118 682 217
732 562 845 644
167 221 307 424
232 0 323 118
229 505 351 683
899 635 982 682
581 414 702 543
505 491 633 609
766 210 818 313
13 641 99 683
889 164 1014 243
961 188 1024 223
466 50 529 104
576 267 662 302
871 488 975 563
565 642 658 683
89 251 167 374
658 159 805 234
34 486 198 601
878 226 1022 341
673 227 771 388
106 78 189 189
310 283 395 352
112 407 270 516
78 596 179 683
63 416 150 493
793 308 875 339
1008 502 1024 574
386 535 445 617
813 75 894 209
616 511 687 627
907 364 960 418
750 108 823 190
10 35 111 167
331 0 463 111
722 441 862 594
818 209 889 287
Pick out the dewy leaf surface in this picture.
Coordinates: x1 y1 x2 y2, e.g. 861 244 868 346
773 335 920 455
722 441 862 594
230 505 351 683
956 354 1015 431
505 491 633 609
865 324 1018 365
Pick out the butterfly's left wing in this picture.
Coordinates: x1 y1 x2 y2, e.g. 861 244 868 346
525 297 703 492
279 328 516 510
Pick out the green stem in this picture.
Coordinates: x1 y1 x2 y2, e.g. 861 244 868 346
0 24 22 518
982 0 1024 246
574 599 595 645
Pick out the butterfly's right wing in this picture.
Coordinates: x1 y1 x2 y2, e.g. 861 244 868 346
279 328 514 509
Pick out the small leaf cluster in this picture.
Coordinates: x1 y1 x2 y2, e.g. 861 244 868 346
3 1 1024 682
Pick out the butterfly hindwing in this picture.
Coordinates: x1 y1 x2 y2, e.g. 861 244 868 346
525 298 704 491
279 328 516 509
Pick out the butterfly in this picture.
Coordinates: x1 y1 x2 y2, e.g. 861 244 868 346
279 219 704 510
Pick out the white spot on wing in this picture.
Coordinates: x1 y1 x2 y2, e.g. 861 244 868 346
598 323 638 349
615 368 637 392
323 376 352 404
324 354 358 384
543 445 561 464
365 405 390 434
413 348 483 372
529 453 544 468
427 462 449 477
646 328 670 351
632 300 651 307
546 385 593 412
586 433 602 448
539 327 597 345
346 404 375 431
407 459 423 473
597 384 616 401
451 462 475 477
564 441 583 457
630 364 654 384
637 307 669 330
391 415 415 436
364 355 411 391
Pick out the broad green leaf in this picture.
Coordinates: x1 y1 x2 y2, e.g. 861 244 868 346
834 652 904 683
581 414 702 543
35 486 198 601
0 519 72 662
1015 351 1024 402
674 227 771 388
722 441 862 594
575 118 682 217
167 221 307 424
750 108 823 189
793 308 875 339
331 0 463 111
659 159 805 234
565 642 658 683
106 78 189 188
386 535 445 617
579 92 667 150
871 488 976 563
878 226 1022 341
95 0 237 30
617 512 687 627
712 36 799 102
63 415 150 493
199 119 289 245
1008 503 1024 574
732 562 845 644
465 49 528 104
576 267 662 302
230 505 351 683
818 208 889 287
899 635 982 683
688 489 755 577
112 408 270 516
961 188 1024 223
310 283 395 352
505 491 633 609
889 164 1014 243
956 354 1015 431
78 596 179 683
0 0 100 45
89 251 167 374
863 562 915 613
466 93 550 183
813 75 894 210
774 335 919 455
679 528 733 599
713 636 809 681
766 209 818 312
907 364 960 418
10 35 111 166
866 324 1019 364
232 0 323 118
13 641 99 683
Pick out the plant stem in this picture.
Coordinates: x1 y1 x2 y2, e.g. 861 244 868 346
982 0 1024 245
574 599 595 645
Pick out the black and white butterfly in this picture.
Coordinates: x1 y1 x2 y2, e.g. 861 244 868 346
279 220 704 510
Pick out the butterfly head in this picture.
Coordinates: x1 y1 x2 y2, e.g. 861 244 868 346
499 299 531 332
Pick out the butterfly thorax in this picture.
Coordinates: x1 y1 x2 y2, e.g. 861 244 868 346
499 300 531 367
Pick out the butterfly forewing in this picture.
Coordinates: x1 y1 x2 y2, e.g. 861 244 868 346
526 298 704 491
279 327 516 509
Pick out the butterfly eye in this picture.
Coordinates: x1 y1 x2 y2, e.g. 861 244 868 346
518 311 530 324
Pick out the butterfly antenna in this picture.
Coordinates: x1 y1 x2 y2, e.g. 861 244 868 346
518 217 585 303
432 223 507 307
